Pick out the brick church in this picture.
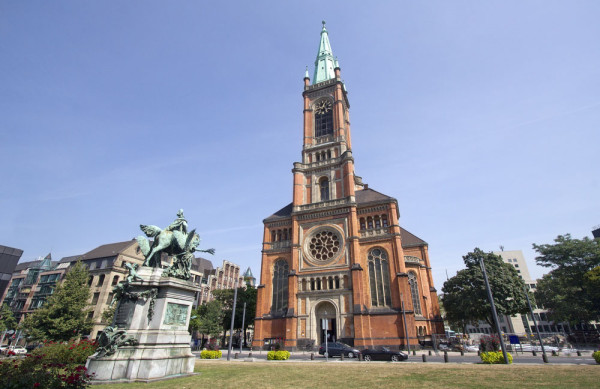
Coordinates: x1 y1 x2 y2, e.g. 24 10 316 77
253 23 444 350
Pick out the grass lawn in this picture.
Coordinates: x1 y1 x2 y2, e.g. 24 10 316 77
99 360 600 389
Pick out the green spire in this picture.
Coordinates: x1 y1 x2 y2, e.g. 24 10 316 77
313 21 337 84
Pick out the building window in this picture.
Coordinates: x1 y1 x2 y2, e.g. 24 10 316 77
368 248 391 307
408 271 422 315
359 218 366 230
382 215 389 227
112 276 119 286
271 259 289 314
91 293 100 305
319 177 329 201
97 274 105 287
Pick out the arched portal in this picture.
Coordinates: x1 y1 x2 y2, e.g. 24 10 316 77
315 301 337 345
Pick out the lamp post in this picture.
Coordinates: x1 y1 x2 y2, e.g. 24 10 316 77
240 302 246 354
523 285 547 363
226 287 238 361
400 293 411 355
479 257 509 364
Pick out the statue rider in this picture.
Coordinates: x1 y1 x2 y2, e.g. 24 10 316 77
165 209 187 234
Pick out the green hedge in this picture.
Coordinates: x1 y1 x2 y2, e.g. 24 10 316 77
200 350 222 359
480 351 513 364
593 351 600 364
267 350 290 360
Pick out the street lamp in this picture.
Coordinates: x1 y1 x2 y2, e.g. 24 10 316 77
479 257 509 364
523 285 548 363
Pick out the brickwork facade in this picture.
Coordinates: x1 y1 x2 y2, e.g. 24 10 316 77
253 26 443 351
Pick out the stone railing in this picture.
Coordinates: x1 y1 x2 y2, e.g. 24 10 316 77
296 198 351 212
359 227 390 237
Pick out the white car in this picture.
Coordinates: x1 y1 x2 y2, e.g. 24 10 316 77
4 346 27 355
464 345 479 352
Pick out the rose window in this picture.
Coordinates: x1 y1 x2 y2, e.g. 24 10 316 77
309 230 340 260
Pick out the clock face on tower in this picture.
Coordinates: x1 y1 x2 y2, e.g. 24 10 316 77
314 100 333 115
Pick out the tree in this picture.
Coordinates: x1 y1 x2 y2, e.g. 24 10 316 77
0 304 17 333
190 299 225 340
213 287 257 346
533 234 600 324
20 261 93 341
442 248 530 335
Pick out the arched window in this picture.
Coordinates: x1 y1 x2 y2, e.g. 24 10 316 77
382 215 388 227
367 217 373 229
320 177 329 201
314 99 333 137
374 216 381 228
368 248 392 307
272 260 289 314
360 218 366 230
408 271 422 315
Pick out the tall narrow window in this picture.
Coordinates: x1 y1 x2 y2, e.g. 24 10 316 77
320 178 329 201
368 248 392 307
271 260 289 314
314 99 333 137
408 271 422 315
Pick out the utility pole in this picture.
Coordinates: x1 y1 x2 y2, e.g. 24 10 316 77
479 257 509 364
227 287 238 361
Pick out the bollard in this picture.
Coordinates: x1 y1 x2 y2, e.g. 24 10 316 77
310 353 314 360
460 350 464 356
444 351 448 363
358 353 363 361
234 353 238 359
412 350 416 356
577 351 581 356
422 354 427 362
542 353 548 363
428 350 432 356
552 350 557 357
477 350 480 356
532 350 537 356
340 353 344 361
249 352 252 358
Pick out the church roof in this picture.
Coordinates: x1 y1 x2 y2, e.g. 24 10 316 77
264 203 293 221
400 227 428 247
312 21 337 84
355 188 395 204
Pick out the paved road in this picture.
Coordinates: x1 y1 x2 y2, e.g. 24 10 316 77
197 350 598 365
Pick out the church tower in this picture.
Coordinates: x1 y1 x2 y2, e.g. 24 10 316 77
253 23 444 351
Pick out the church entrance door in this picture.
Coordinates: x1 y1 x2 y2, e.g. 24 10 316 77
315 301 337 345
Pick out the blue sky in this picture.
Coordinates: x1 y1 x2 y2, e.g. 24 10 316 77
1 1 599 286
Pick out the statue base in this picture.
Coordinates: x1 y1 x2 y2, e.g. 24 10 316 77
86 267 198 383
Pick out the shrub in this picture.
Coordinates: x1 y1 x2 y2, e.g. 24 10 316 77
267 350 290 360
0 355 92 388
479 335 500 352
200 350 222 359
31 339 98 365
593 351 600 364
480 351 513 364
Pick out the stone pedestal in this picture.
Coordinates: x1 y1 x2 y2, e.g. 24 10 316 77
86 267 198 383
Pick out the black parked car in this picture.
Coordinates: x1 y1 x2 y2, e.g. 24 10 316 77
318 342 360 358
361 347 408 362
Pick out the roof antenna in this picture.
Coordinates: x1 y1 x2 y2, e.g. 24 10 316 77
499 245 504 252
